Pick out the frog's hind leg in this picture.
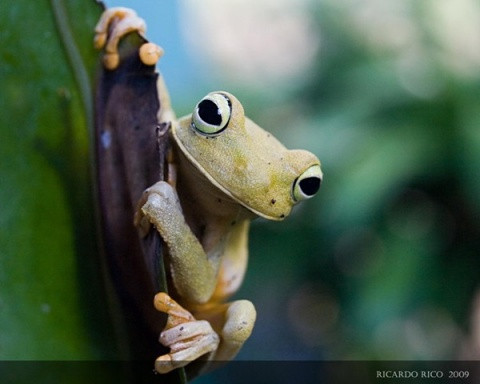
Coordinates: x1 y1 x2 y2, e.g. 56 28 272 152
219 300 256 360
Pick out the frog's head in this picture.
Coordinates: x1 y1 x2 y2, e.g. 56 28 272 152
173 92 323 220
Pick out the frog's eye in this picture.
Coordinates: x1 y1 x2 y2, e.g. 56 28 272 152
292 165 322 202
192 93 232 135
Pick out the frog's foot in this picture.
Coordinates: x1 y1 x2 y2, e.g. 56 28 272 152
94 7 163 69
154 293 220 374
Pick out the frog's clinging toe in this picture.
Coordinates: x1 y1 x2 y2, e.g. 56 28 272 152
139 43 164 66
94 7 153 70
153 293 220 374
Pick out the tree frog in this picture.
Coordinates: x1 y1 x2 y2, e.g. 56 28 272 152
95 7 323 375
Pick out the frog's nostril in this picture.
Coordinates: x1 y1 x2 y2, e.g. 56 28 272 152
299 176 321 196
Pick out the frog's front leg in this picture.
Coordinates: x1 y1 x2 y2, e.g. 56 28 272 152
153 293 220 374
136 181 223 372
137 181 219 302
94 7 163 69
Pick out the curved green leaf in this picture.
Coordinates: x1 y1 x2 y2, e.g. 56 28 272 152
0 0 115 360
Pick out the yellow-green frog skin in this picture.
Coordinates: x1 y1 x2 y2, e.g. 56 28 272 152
138 92 322 374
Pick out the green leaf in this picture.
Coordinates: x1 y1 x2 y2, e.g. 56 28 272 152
0 0 116 360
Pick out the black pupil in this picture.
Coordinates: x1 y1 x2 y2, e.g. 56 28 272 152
299 177 321 196
198 99 222 126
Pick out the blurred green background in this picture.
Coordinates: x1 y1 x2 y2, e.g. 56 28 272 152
122 0 480 362
1 0 480 377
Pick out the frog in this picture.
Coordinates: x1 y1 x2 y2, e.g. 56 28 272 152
94 7 323 375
